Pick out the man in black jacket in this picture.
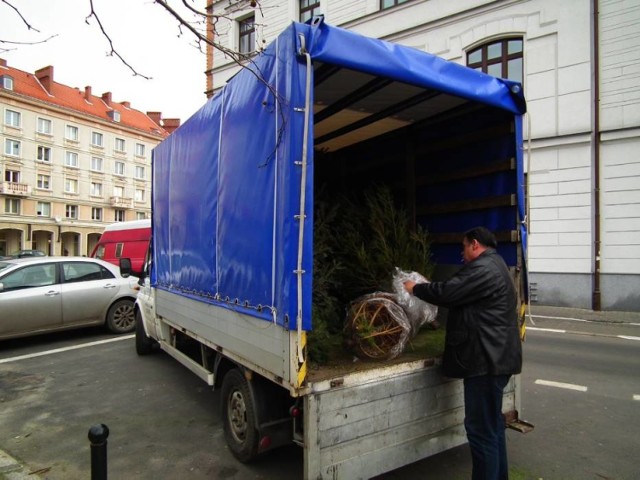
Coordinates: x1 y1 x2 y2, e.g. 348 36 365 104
404 226 522 480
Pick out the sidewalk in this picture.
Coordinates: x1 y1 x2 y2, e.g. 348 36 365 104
526 304 640 338
529 304 640 323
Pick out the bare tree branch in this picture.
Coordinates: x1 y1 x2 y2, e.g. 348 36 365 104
1 0 285 159
0 35 58 46
1 0 41 32
0 0 58 53
154 0 253 64
152 0 286 166
85 0 152 79
179 0 216 18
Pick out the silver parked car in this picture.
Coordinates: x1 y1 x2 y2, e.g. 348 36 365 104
0 256 138 340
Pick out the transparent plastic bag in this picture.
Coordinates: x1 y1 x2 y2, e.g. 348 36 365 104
392 267 438 335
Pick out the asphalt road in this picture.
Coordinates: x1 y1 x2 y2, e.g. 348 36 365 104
1 310 639 480
0 328 303 480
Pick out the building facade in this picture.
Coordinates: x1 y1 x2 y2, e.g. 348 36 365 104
206 0 640 311
0 59 178 257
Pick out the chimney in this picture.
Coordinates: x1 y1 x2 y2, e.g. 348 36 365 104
120 101 130 108
147 111 162 126
163 118 181 135
84 86 92 101
35 65 54 93
0 58 7 68
101 91 112 106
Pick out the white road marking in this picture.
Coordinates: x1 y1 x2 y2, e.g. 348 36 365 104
532 315 589 323
527 327 566 333
0 335 134 364
617 335 640 341
633 395 640 401
535 379 588 392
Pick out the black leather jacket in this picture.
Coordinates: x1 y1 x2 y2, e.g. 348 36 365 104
413 249 522 378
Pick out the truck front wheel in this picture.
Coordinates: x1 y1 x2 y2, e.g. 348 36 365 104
135 310 156 355
221 369 259 463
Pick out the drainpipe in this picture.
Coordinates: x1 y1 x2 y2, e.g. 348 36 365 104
591 0 602 311
205 1 215 99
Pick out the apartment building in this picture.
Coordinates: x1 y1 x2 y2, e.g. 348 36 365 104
205 0 640 311
0 59 178 257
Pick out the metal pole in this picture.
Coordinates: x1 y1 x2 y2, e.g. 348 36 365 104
88 424 109 480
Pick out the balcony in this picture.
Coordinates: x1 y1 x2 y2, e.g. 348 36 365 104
110 196 133 208
0 182 31 196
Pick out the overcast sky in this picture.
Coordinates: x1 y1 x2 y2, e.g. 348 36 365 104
1 0 208 122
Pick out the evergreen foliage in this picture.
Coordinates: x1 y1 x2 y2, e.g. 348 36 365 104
308 185 434 364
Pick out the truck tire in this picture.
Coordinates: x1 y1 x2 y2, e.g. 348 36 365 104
221 369 259 463
135 310 156 355
106 299 135 333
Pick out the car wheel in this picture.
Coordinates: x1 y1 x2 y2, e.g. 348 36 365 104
135 309 156 355
106 299 135 333
221 369 259 463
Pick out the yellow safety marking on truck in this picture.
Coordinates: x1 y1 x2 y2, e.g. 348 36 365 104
296 331 307 387
519 303 527 341
297 359 308 388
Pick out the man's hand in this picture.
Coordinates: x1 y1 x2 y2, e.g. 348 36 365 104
403 280 416 294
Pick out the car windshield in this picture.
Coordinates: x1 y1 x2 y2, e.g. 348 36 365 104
10 250 45 257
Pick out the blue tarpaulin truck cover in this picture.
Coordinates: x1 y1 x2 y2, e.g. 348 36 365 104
151 18 527 331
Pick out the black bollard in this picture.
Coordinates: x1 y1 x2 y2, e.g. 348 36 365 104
88 424 109 480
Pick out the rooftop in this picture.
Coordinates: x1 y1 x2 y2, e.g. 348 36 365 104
0 58 180 136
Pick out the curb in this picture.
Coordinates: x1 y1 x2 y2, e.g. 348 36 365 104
528 305 640 324
0 450 42 480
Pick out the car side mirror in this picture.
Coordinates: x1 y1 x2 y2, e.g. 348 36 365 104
0 282 4 293
119 258 132 278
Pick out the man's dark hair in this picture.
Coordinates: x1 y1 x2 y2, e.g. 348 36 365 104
464 226 498 248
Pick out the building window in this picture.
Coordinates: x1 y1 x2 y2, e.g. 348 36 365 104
239 16 255 54
37 145 52 162
37 202 51 217
90 182 103 196
108 110 121 122
114 209 125 222
66 125 79 141
92 207 103 221
135 143 145 157
4 198 20 214
380 0 410 9
91 156 103 172
5 109 21 128
64 178 78 194
300 0 321 22
5 169 20 183
115 137 126 152
37 174 51 190
113 185 124 198
37 118 52 134
65 204 78 219
92 132 104 147
467 38 524 84
65 151 79 168
135 189 145 202
114 161 125 176
1 76 14 90
136 211 146 220
134 165 145 179
4 138 20 157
